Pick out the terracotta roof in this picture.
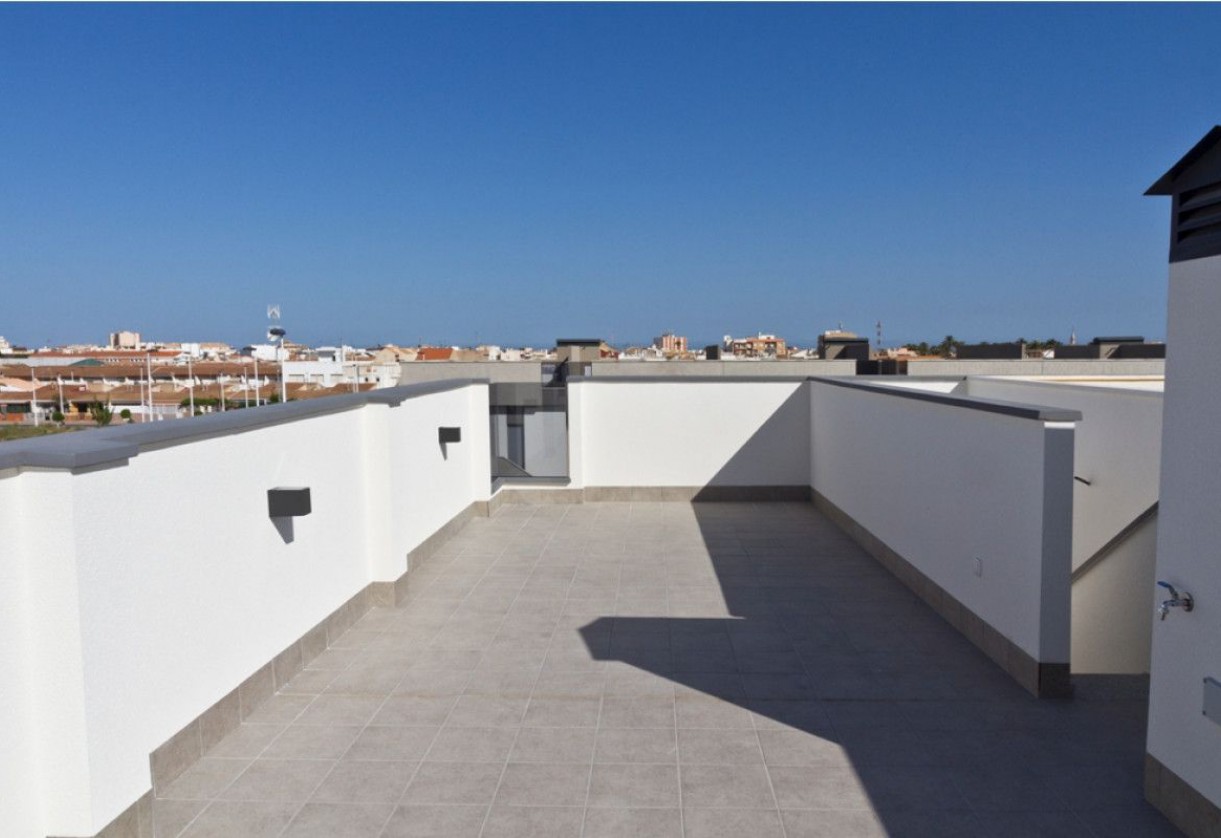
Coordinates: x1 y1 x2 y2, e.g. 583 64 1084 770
415 347 454 362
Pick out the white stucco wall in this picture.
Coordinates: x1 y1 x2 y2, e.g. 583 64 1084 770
0 472 91 836
963 377 1163 674
69 410 374 828
569 380 810 489
1 383 489 836
1148 254 1221 809
385 385 490 572
964 378 1163 570
1072 515 1159 674
810 382 1074 664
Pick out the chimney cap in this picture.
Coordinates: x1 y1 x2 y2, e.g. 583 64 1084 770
1147 125 1221 195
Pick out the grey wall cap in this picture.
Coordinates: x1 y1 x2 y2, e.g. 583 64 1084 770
569 376 823 385
0 379 489 473
967 376 1164 400
809 376 1083 422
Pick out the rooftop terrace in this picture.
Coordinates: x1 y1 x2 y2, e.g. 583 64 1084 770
150 501 1174 838
0 374 1184 837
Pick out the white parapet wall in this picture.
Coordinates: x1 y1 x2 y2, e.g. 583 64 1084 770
0 381 489 837
809 378 1078 691
567 378 811 491
963 377 1164 674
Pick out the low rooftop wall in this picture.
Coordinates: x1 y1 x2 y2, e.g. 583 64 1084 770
809 377 1080 696
0 381 490 836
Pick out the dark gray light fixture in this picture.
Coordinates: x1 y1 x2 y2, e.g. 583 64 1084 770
439 427 462 444
268 487 311 517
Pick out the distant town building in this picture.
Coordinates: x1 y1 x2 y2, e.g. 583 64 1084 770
242 344 281 362
817 330 870 361
653 332 688 355
108 331 141 350
556 339 603 364
956 342 1025 360
0 336 11 355
1053 336 1166 360
724 333 788 359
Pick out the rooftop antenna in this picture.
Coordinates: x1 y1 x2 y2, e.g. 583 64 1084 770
267 305 287 403
876 320 883 351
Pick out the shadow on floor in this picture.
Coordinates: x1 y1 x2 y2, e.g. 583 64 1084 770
580 502 1178 837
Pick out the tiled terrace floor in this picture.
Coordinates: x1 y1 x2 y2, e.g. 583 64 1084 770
154 502 1180 837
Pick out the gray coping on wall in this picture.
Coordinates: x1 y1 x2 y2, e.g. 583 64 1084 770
809 376 1083 422
0 379 489 473
964 375 1165 399
4 374 1084 474
569 375 824 384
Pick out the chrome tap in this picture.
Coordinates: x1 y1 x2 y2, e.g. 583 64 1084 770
1157 581 1194 621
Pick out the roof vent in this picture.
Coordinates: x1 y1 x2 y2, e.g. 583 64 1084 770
1146 126 1221 262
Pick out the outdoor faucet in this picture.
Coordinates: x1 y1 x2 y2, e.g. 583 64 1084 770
1157 581 1194 621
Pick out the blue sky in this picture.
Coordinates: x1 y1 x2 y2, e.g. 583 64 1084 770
1 4 1217 350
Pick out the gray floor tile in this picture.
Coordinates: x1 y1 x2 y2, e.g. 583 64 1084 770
309 759 416 804
780 808 887 838
867 810 983 837
678 728 763 764
446 695 529 727
594 727 678 763
345 726 437 761
262 725 361 760
157 757 252 800
495 762 591 806
280 802 393 837
767 766 872 810
380 804 488 838
509 726 597 763
279 668 339 695
242 694 313 725
481 805 584 838
680 764 776 809
971 810 1093 838
392 670 471 698
151 798 209 838
675 696 755 729
1075 805 1184 838
582 807 682 838
179 800 299 838
950 765 1072 812
599 696 675 729
323 665 406 695
293 694 384 727
756 729 850 767
401 761 504 806
218 759 333 802
370 696 456 727
522 696 601 727
425 726 518 763
683 808 785 838
203 724 285 760
587 763 680 808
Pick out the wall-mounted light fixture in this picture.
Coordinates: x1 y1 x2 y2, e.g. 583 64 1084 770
439 427 462 444
268 487 311 518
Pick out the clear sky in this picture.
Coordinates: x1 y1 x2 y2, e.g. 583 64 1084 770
2 4 1218 350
